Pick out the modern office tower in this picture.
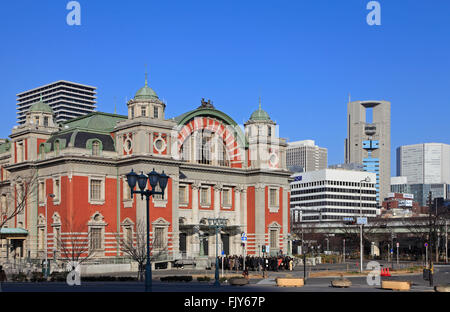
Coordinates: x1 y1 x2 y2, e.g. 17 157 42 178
390 176 449 207
16 80 97 124
286 140 327 172
290 169 378 223
345 100 391 204
396 143 450 184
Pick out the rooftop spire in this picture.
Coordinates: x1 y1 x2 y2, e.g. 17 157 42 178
145 64 148 86
258 96 262 110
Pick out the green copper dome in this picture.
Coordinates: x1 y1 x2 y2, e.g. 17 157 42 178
29 96 53 114
249 98 271 121
134 73 159 100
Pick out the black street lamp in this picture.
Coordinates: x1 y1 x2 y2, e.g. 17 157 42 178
207 217 227 286
126 168 169 292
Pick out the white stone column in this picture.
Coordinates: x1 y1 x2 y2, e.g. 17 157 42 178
213 184 221 218
234 187 241 227
191 183 200 257
241 188 247 233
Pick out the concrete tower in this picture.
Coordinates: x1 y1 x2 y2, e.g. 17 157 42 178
345 100 391 204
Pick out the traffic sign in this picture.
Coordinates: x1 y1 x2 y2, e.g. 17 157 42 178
390 249 393 253
396 242 399 248
241 232 247 241
424 243 428 247
356 217 367 225
221 250 225 255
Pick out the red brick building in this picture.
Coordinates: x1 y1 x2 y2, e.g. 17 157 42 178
0 78 291 263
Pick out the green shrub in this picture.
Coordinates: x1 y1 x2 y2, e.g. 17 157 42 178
117 276 137 282
30 272 46 282
197 276 211 282
81 275 117 282
50 271 68 282
160 275 193 282
11 272 28 282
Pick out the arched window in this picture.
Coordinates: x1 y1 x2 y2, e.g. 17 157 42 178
195 130 212 165
92 141 100 156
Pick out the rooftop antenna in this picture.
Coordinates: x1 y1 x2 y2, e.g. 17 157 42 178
348 93 351 104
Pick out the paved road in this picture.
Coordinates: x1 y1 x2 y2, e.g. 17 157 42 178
1 272 447 292
1 263 447 292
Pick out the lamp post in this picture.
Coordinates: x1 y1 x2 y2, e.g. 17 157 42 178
446 220 448 264
207 217 227 286
45 193 55 278
126 168 169 292
359 176 370 273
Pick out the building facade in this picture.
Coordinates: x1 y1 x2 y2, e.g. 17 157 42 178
16 80 97 124
290 169 378 223
0 77 291 263
396 143 450 184
345 100 391 203
390 176 449 207
286 140 327 173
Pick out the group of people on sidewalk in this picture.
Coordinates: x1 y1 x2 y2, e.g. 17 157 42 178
217 255 294 272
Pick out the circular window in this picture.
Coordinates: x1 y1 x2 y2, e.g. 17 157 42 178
154 138 166 152
269 153 278 166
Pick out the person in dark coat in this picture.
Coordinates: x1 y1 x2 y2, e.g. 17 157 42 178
0 265 7 282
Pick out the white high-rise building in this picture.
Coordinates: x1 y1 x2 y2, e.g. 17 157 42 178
286 140 327 172
16 80 97 124
396 143 450 184
290 169 378 223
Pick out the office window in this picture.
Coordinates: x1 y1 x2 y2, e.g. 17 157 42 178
90 228 102 250
154 227 165 249
141 106 147 117
222 188 231 206
153 183 163 200
125 226 133 246
200 187 210 205
90 179 102 200
54 227 61 250
38 181 45 203
35 116 40 125
269 188 278 206
44 117 49 127
154 106 158 119
123 178 131 200
131 106 135 118
179 185 187 204
270 229 278 249
38 228 45 250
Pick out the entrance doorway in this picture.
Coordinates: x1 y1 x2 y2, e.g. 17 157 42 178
221 233 230 256
179 233 187 255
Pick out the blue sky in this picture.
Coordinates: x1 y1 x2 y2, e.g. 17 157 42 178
0 0 449 173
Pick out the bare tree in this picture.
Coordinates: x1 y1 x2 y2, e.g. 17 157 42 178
0 169 39 230
116 221 147 280
56 217 95 270
115 220 170 281
401 196 450 264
